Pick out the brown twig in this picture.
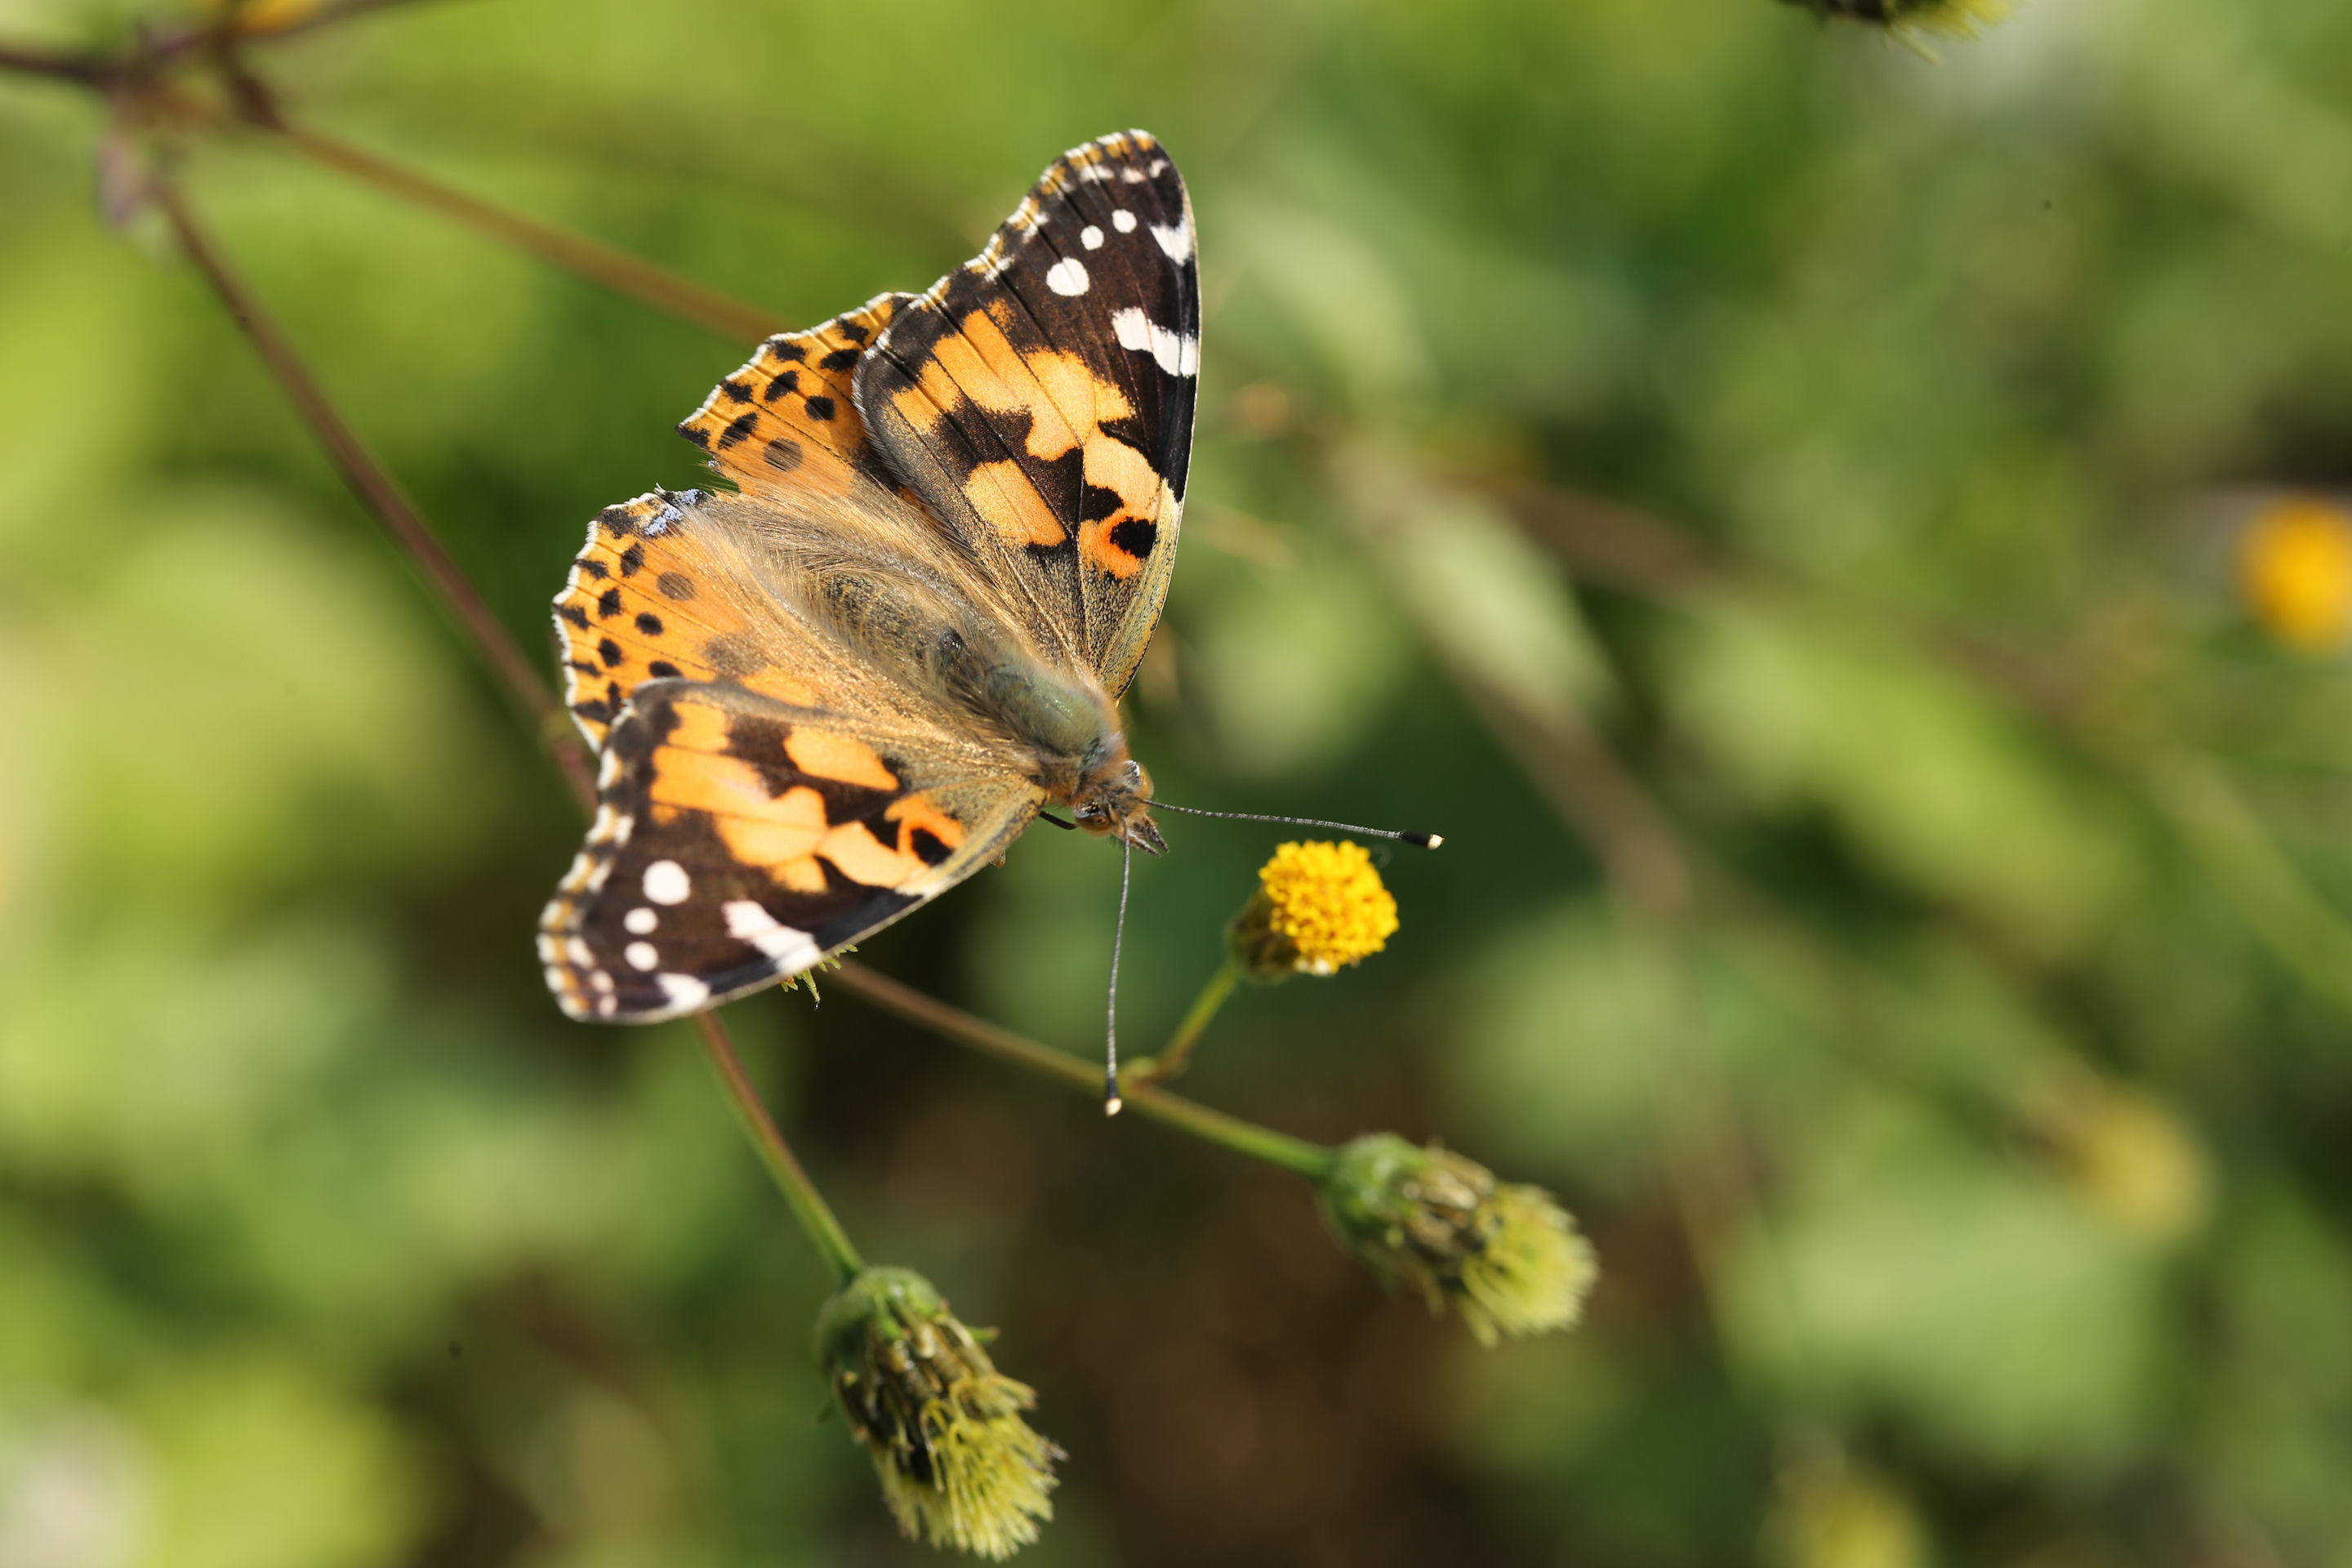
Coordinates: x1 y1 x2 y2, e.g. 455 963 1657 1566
149 163 875 1280
152 152 1329 1187
270 122 790 343
154 173 596 810
0 42 118 83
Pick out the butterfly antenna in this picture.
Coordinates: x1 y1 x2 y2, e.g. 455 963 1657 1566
1104 835 1134 1116
1149 801 1444 849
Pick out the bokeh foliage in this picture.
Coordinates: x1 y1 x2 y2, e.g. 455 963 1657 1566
6 0 2352 1563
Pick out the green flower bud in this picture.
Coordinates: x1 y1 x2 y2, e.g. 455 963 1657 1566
1317 1134 1597 1346
816 1267 1061 1558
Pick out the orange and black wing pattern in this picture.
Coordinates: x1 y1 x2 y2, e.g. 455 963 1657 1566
552 489 822 749
678 292 913 504
541 682 1040 1021
855 130 1199 697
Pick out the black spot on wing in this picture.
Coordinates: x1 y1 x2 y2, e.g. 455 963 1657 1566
1109 518 1158 559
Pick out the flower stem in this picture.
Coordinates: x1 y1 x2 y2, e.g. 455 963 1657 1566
155 173 598 813
696 1013 864 1284
269 123 790 344
830 963 1336 1180
154 171 867 1283
1128 954 1241 1086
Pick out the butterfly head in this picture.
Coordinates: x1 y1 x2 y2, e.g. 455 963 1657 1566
1071 758 1165 857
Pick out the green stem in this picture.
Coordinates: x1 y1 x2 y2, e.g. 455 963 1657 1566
1131 955 1243 1085
697 1013 865 1284
831 963 1336 1180
154 172 866 1286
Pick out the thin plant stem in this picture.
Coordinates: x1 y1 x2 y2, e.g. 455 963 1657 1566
828 964 1336 1180
1129 954 1242 1085
271 122 790 343
153 170 872 1284
697 1013 864 1284
154 173 598 812
136 74 1357 1194
0 42 115 83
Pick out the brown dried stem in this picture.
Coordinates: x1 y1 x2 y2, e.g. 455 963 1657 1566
151 170 873 1280
269 122 791 343
155 172 597 811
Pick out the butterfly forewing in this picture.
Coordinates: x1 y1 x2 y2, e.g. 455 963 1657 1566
856 130 1200 697
678 293 915 504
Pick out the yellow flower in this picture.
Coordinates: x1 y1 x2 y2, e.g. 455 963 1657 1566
817 1269 1061 1559
1228 840 1400 978
2241 494 2352 654
1318 1134 1597 1346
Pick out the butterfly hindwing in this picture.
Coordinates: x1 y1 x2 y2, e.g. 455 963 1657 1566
856 130 1199 698
541 681 1043 1021
554 490 825 748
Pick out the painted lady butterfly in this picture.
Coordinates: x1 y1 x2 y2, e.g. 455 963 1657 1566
539 131 1199 1024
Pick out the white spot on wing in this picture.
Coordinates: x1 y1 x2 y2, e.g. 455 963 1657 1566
1111 209 1137 234
657 973 710 1009
625 941 660 971
644 859 692 905
724 900 823 970
1045 257 1090 296
624 907 658 935
1151 216 1194 264
1080 225 1104 250
1111 308 1200 378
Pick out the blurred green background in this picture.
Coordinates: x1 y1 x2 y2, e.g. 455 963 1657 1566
7 0 2352 1562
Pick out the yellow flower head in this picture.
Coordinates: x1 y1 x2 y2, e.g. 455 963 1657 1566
2241 494 2352 655
1228 840 1400 978
817 1268 1061 1559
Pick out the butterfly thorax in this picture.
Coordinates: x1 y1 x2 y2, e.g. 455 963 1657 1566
938 644 1161 853
822 573 1162 851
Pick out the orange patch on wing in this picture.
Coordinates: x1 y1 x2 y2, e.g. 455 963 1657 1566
820 820 926 888
650 751 804 828
668 701 732 755
773 856 830 893
1080 519 1147 581
886 794 969 856
889 305 1134 465
784 728 900 791
964 460 1068 548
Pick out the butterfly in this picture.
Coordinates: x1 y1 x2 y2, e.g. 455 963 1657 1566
539 130 1199 1026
